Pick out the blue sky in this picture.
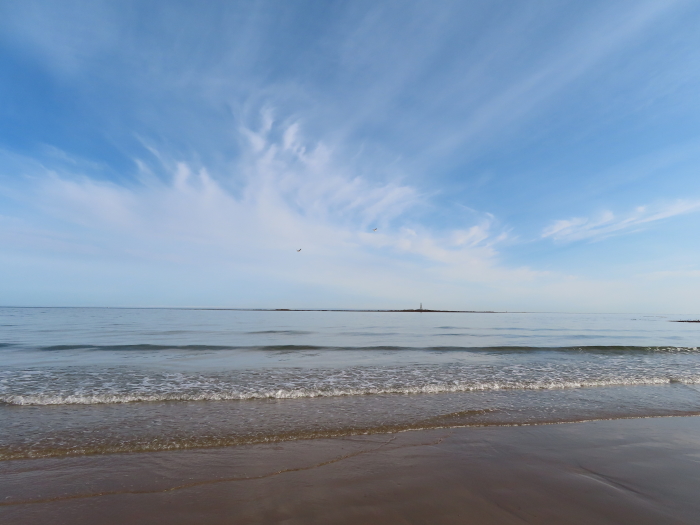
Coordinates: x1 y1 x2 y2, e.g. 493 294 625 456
2 0 700 312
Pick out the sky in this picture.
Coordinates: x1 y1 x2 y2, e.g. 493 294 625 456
1 0 700 312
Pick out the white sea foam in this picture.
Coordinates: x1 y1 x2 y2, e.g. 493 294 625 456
4 339 700 407
3 375 700 405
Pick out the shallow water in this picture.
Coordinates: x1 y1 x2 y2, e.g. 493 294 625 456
2 307 700 459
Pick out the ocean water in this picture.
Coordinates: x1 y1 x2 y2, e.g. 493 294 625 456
2 307 700 460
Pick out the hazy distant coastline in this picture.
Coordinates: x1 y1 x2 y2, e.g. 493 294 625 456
257 308 498 313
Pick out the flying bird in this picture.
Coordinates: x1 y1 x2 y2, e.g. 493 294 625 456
373 228 377 232
296 248 301 252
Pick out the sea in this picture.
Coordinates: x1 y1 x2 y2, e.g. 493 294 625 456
2 307 700 460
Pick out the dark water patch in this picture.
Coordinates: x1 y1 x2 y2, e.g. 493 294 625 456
337 332 401 336
426 345 700 354
39 344 244 352
32 344 700 353
246 330 315 335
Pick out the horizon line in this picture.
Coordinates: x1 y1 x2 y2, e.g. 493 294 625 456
1 306 696 316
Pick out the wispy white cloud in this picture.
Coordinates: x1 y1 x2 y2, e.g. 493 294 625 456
0 115 523 306
365 0 687 166
542 200 700 242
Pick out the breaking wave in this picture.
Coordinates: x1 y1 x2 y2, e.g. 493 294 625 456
3 369 700 406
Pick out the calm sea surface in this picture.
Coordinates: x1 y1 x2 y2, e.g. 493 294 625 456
2 307 700 459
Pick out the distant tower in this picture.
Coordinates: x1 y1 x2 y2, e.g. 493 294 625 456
420 303 423 311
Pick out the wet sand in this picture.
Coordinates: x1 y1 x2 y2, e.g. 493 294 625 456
2 416 699 524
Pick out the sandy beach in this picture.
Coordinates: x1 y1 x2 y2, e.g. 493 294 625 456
2 415 699 524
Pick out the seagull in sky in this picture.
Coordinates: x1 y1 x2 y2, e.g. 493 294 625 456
372 228 377 232
296 248 301 252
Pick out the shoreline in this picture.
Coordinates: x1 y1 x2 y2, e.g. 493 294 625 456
5 382 700 462
2 415 699 524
